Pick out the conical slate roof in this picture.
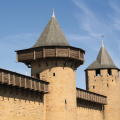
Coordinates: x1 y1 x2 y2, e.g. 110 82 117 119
32 11 70 48
86 44 119 70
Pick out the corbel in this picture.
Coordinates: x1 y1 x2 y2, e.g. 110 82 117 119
16 88 21 95
31 91 35 98
26 90 30 97
35 92 40 99
55 58 57 66
45 59 49 66
63 58 68 67
24 63 31 68
75 61 80 69
37 60 41 67
4 85 9 93
21 89 25 96
71 60 77 68
10 87 16 94
40 93 43 100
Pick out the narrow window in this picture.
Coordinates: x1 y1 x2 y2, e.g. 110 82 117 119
36 74 39 79
96 69 100 76
112 80 113 82
107 83 109 87
53 73 55 76
65 99 67 110
93 86 95 89
65 99 67 104
108 69 111 75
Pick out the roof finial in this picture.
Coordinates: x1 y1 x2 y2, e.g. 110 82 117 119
52 9 55 17
102 35 104 47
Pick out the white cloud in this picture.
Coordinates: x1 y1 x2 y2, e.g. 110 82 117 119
71 0 120 53
108 0 120 31
73 0 104 39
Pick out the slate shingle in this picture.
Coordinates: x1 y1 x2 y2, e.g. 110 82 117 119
32 15 70 48
86 45 119 70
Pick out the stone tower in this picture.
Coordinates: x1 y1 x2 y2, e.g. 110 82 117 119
85 42 120 120
16 11 85 120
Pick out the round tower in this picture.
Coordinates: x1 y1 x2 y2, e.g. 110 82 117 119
16 10 85 120
85 42 120 120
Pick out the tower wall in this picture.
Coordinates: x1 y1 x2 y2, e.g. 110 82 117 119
86 69 120 120
31 59 77 120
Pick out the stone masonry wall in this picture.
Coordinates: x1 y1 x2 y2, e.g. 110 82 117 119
86 69 120 120
77 100 103 120
31 59 77 120
0 87 45 120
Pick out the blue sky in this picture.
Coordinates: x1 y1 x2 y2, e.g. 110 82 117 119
0 0 120 89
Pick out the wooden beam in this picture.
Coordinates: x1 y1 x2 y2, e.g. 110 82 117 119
34 81 36 91
34 50 36 60
13 74 15 86
68 48 70 57
25 78 26 88
39 82 41 92
79 50 80 59
8 73 10 85
19 76 21 87
55 47 57 57
30 79 32 90
43 48 45 58
2 72 4 83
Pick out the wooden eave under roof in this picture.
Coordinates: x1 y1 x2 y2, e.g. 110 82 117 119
15 46 85 53
15 46 85 69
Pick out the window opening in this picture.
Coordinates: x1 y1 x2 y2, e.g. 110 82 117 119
107 83 109 87
108 69 111 75
53 73 55 76
93 86 95 89
65 99 67 110
96 69 100 76
65 99 67 104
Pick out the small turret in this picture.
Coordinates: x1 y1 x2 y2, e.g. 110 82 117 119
85 41 120 120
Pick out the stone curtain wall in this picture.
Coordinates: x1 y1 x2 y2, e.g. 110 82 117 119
77 100 103 120
0 86 45 120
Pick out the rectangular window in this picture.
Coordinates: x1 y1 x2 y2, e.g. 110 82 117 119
53 73 55 76
96 69 100 76
108 69 111 75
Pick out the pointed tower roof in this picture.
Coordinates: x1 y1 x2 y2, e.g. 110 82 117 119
86 43 119 70
32 10 70 48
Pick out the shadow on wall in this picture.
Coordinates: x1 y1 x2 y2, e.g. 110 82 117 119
0 84 44 104
77 99 102 111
